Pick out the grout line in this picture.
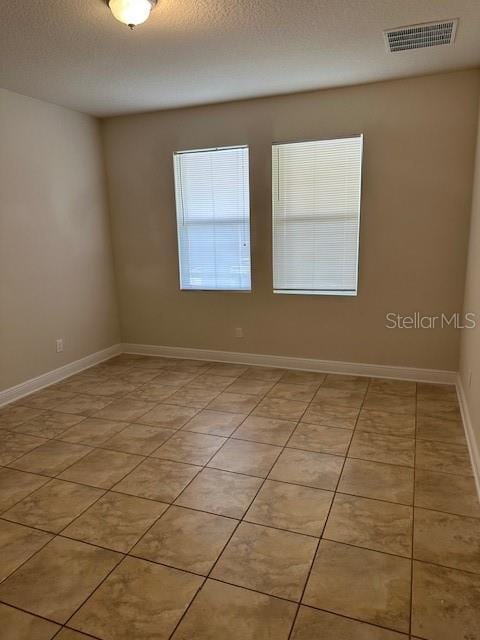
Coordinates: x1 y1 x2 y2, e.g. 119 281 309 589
2 466 474 527
3 421 474 481
410 385 418 637
7 505 480 581
286 373 371 638
165 384 293 638
0 357 474 639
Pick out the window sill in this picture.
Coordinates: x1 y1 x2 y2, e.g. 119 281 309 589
273 289 357 297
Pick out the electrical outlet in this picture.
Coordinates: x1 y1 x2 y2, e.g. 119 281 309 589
235 327 244 338
56 338 64 353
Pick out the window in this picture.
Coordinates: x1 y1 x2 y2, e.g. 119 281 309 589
272 136 363 296
173 145 251 291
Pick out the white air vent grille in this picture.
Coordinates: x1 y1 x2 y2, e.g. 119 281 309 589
385 19 457 53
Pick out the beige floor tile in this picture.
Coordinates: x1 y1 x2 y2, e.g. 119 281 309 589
0 603 60 640
267 382 317 403
313 387 365 408
148 371 197 386
0 520 52 581
16 389 78 411
172 360 209 373
414 469 480 518
165 387 221 408
137 403 198 428
363 392 416 416
212 522 317 600
70 556 203 640
302 402 359 429
226 378 275 396
0 467 50 512
412 561 480 640
356 409 415 438
415 439 473 476
114 458 200 502
60 418 130 446
414 508 480 573
416 414 466 444
103 423 174 455
416 397 461 422
189 373 237 391
207 392 260 414
132 505 237 574
175 468 262 518
268 447 343 490
339 458 414 504
152 430 226 465
9 440 91 476
349 431 415 467
127 382 177 403
55 628 94 639
132 358 175 372
3 479 103 533
369 379 416 397
117 368 162 385
207 439 281 477
288 423 352 455
92 398 156 422
245 479 332 536
232 415 296 446
279 370 325 386
63 491 167 552
0 537 120 623
55 394 113 416
59 448 143 489
253 397 308 421
205 363 248 377
232 415 297 446
171 579 296 640
417 383 457 401
322 374 370 392
6 363 479 639
239 366 285 382
182 409 245 436
324 493 412 557
0 431 46 465
0 405 45 428
291 606 406 639
76 379 137 398
304 540 411 633
61 379 107 394
14 411 84 438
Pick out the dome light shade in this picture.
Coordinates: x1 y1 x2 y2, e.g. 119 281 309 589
108 0 157 29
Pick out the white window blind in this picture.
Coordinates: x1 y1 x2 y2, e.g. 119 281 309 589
174 145 251 291
272 136 363 296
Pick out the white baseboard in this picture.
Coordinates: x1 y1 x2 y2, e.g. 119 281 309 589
0 344 122 408
456 376 480 500
122 343 457 384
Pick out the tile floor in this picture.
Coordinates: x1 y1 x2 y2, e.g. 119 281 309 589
0 354 479 639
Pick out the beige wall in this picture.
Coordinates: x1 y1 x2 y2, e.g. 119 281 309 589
103 70 480 371
460 102 480 463
0 89 120 390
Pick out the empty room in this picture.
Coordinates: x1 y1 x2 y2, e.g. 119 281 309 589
1 1 480 639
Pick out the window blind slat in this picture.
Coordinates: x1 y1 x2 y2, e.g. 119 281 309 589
272 136 363 295
174 146 251 291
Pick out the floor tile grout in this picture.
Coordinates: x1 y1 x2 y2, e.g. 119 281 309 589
0 357 474 640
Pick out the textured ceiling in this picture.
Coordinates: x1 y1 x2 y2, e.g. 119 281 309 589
2 0 480 117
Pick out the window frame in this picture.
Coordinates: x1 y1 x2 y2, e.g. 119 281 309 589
173 144 252 293
271 134 364 297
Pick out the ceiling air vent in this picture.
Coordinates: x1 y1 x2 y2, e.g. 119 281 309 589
385 19 457 53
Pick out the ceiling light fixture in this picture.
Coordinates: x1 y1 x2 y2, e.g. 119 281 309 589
108 0 157 30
